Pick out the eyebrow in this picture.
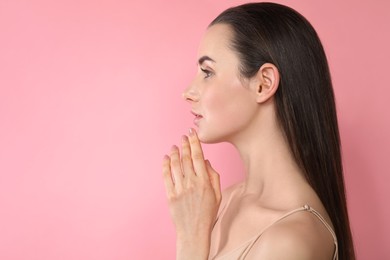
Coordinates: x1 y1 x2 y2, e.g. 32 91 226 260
198 56 216 65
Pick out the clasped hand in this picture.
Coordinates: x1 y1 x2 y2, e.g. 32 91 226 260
162 128 222 245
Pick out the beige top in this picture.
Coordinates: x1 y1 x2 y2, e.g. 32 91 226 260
208 193 338 260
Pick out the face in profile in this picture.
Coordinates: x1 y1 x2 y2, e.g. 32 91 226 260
183 24 259 144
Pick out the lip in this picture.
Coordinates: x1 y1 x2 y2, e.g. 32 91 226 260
191 111 203 126
191 111 203 117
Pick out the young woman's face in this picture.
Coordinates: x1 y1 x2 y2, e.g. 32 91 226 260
183 24 258 144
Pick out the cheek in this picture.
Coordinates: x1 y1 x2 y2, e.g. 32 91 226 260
202 88 232 118
197 78 255 143
202 80 250 122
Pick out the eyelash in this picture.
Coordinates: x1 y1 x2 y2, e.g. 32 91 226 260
200 68 213 78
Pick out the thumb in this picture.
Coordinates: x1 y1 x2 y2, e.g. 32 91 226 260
205 160 222 201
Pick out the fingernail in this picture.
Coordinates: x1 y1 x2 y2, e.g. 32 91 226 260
189 128 194 136
171 145 178 151
182 135 188 142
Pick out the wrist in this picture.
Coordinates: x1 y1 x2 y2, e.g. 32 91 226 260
176 234 211 260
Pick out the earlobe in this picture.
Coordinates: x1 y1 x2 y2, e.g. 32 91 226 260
255 63 280 103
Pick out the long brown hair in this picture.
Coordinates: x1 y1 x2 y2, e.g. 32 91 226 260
210 3 355 259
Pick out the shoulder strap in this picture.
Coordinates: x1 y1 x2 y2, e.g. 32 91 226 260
302 205 339 260
240 205 338 260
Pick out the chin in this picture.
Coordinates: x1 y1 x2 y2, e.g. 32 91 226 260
197 129 226 144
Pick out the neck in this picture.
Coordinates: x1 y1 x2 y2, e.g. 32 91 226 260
228 105 310 208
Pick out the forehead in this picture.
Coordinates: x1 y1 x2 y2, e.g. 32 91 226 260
198 23 236 62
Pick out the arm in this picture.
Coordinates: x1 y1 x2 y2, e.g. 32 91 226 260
162 128 222 260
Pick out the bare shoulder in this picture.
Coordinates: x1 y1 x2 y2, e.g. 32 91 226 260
245 209 335 260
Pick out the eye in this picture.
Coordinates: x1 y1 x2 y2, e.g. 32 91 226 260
200 67 213 79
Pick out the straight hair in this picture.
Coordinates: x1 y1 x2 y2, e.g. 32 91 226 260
210 3 355 259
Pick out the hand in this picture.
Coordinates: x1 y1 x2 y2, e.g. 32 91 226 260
162 128 222 259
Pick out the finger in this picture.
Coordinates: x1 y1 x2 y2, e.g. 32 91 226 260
188 128 207 178
181 135 195 177
162 155 175 198
205 160 222 201
170 145 184 190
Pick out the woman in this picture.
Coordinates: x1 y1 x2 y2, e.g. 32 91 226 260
162 2 355 260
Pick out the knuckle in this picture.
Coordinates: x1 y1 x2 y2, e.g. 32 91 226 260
162 160 169 168
182 141 190 149
162 163 170 172
185 182 196 192
170 158 181 168
174 191 187 201
167 193 178 202
181 154 192 163
162 164 170 173
189 137 198 145
162 170 172 180
162 170 170 179
192 152 203 160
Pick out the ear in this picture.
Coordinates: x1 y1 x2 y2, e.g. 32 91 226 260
249 63 280 103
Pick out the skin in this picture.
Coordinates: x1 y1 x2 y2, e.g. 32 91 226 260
163 24 336 260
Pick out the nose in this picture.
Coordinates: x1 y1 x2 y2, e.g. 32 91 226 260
182 80 199 102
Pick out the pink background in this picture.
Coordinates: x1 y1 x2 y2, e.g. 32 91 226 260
0 0 389 259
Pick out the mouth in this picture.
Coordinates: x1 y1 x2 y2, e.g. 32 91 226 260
191 111 203 126
191 111 203 118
